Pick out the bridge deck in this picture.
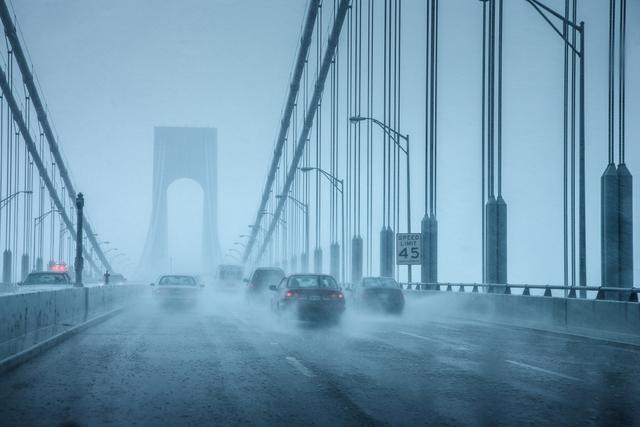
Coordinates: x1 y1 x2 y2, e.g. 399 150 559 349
0 293 637 426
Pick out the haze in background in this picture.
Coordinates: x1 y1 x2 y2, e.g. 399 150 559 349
10 0 640 285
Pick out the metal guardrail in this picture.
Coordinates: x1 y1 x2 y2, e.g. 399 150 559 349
396 282 640 303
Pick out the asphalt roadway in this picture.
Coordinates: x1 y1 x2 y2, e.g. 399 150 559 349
0 291 638 426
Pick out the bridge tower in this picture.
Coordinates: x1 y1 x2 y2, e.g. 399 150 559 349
139 127 221 277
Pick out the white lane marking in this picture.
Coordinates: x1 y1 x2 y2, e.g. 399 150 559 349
506 360 581 382
397 331 441 343
397 331 464 348
285 356 315 378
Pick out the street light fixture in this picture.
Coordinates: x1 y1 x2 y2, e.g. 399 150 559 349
260 210 287 225
1 190 33 210
276 193 310 272
299 167 345 282
350 115 412 281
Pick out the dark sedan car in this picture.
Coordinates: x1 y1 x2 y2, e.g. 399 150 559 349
245 267 285 297
270 274 345 321
351 277 404 314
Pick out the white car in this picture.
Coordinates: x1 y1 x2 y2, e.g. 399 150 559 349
151 275 203 303
19 272 74 292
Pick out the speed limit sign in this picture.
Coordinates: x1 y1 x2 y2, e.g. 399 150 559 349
396 233 422 265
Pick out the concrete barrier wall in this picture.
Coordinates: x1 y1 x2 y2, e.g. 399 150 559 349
0 285 144 362
411 291 640 343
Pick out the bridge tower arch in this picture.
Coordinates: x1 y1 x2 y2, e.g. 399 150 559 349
139 127 221 277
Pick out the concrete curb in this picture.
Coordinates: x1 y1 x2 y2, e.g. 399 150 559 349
0 307 123 375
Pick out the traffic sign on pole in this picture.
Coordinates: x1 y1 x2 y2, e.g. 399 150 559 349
396 233 422 265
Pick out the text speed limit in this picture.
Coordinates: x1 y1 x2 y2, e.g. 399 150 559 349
396 233 422 265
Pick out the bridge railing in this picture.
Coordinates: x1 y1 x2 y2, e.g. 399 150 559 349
395 282 639 303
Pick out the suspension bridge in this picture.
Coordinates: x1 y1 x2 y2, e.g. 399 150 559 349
0 1 638 425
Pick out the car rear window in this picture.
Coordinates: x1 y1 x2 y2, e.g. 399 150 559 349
252 270 284 285
288 276 339 289
361 278 400 289
23 273 69 285
159 276 196 286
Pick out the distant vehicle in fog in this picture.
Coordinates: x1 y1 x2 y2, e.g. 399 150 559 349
270 274 345 322
245 267 285 297
151 275 203 303
18 272 73 292
350 277 404 314
108 273 127 284
216 264 244 291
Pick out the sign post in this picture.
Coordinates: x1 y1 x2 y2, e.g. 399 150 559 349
396 233 422 267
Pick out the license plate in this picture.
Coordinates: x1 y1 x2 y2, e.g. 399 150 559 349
309 296 321 301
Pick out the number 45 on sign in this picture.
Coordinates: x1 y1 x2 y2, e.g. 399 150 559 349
396 233 422 265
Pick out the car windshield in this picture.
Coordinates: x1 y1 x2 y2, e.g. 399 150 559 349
159 276 196 286
361 278 400 289
288 275 339 289
219 269 242 280
252 270 284 285
23 273 69 285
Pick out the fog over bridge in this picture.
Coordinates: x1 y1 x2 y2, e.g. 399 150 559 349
0 1 638 425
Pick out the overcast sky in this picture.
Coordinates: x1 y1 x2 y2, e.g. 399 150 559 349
9 0 639 284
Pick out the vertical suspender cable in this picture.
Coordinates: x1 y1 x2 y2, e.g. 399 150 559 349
383 0 388 228
398 0 402 223
429 0 435 215
497 0 502 196
315 2 323 251
357 0 362 236
563 0 569 288
619 0 625 164
608 0 615 165
433 0 438 215
392 0 398 234
481 0 486 282
489 0 495 198
367 0 373 274
426 0 430 219
571 0 577 286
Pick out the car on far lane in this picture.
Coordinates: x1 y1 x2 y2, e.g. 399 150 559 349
108 273 127 285
216 264 244 291
245 267 285 298
18 272 74 292
349 277 404 314
270 274 345 322
151 275 203 304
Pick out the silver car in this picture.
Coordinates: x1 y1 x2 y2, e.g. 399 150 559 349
19 272 73 292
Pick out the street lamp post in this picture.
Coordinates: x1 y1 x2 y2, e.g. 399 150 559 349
249 224 268 268
276 194 310 273
521 0 586 295
350 116 412 281
74 193 84 287
257 213 285 267
32 209 59 272
300 167 344 283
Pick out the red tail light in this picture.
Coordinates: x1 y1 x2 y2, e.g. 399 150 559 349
330 292 344 300
285 290 298 299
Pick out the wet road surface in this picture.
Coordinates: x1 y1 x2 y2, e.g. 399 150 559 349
0 292 638 426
